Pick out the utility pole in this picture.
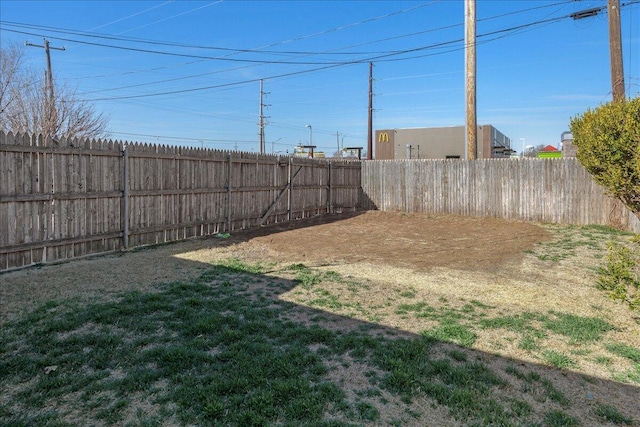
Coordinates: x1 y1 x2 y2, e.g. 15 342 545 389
607 0 625 102
571 1 625 102
26 38 65 138
367 62 373 160
465 0 477 160
607 0 626 228
258 79 270 154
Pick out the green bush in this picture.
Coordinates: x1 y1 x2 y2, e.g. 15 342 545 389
570 96 640 220
596 235 640 312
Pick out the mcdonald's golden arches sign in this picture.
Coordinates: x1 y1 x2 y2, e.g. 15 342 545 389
375 129 395 160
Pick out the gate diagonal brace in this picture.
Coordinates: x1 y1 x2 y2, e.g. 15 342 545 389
259 165 303 226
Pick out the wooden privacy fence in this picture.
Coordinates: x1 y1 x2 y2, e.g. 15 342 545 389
0 132 362 272
361 158 640 233
3 133 638 272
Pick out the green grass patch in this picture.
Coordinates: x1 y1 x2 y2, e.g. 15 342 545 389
612 364 640 384
544 312 614 344
285 263 344 290
606 343 640 363
219 257 266 274
518 334 541 352
543 410 578 427
480 312 549 352
594 355 612 366
0 264 353 426
593 403 635 425
581 224 634 236
394 301 432 315
529 224 631 262
480 312 546 333
542 350 577 369
399 290 416 299
421 323 477 347
504 364 569 406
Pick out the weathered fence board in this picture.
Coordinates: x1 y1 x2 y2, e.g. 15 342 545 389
361 158 640 232
0 132 362 271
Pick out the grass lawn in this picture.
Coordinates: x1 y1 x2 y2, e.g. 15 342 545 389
1 224 639 426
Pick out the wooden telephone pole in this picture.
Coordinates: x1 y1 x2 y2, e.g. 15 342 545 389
465 0 477 160
571 0 625 102
607 0 625 102
26 38 65 138
367 62 373 160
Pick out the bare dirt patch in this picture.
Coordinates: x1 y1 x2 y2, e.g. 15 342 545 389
243 211 550 272
0 211 548 323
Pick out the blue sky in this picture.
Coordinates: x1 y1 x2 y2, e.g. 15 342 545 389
1 0 638 156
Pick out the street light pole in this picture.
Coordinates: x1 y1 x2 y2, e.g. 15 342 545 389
271 137 282 153
305 124 312 146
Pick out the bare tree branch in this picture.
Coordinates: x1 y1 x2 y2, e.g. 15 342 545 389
0 44 109 139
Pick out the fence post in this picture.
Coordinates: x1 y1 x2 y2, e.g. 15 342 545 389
328 161 333 213
274 156 279 221
43 134 51 262
226 153 232 233
121 144 129 249
288 157 293 221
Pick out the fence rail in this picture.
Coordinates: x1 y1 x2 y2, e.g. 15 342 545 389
0 132 362 271
361 158 640 232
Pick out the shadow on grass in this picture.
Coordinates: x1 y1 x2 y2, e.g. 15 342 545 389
0 226 639 426
0 212 365 324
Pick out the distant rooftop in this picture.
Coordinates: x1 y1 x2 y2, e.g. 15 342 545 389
540 145 560 152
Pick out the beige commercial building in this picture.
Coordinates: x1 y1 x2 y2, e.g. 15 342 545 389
375 125 513 160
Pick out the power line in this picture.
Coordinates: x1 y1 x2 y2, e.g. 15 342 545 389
0 1 575 57
10 1 637 103
69 9 603 102
0 1 445 102
72 62 351 102
0 1 580 65
116 1 224 35
0 0 576 96
0 0 580 97
1 27 366 65
108 131 255 145
244 1 440 52
0 4 438 58
87 1 174 32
